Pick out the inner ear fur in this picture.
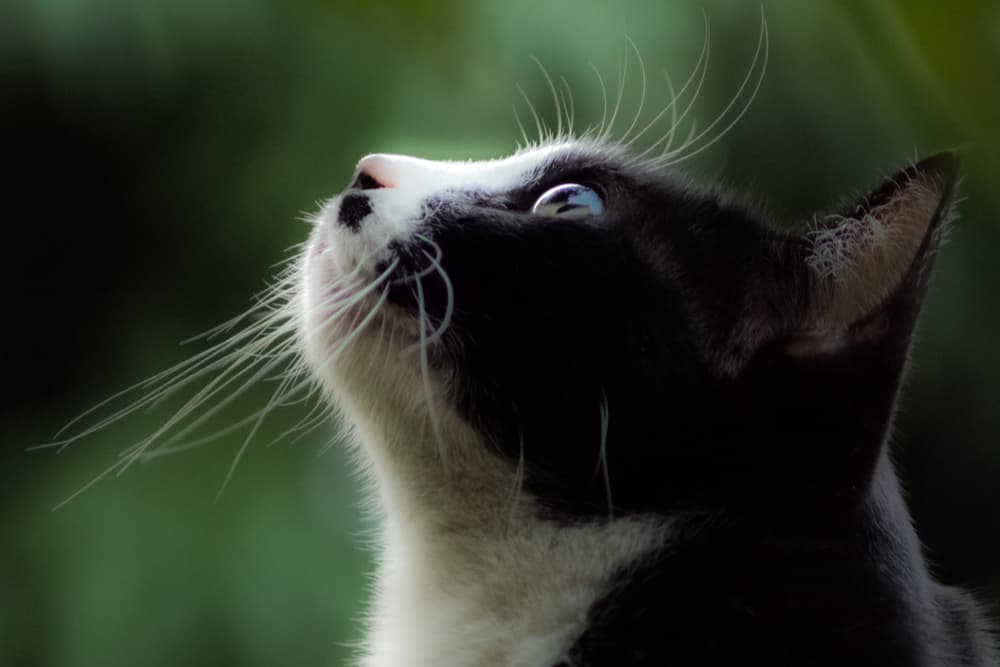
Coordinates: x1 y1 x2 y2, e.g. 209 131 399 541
788 152 958 355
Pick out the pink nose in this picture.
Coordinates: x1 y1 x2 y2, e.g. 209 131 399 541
352 154 395 189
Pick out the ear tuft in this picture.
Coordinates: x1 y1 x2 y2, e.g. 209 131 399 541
803 152 958 330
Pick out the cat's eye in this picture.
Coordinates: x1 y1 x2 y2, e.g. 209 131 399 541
530 183 605 220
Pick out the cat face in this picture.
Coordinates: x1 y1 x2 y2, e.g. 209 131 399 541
301 140 956 520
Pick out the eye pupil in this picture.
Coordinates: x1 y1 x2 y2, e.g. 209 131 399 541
531 183 605 219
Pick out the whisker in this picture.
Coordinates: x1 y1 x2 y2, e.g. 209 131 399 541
662 7 768 167
42 306 298 453
51 457 130 512
412 233 454 347
619 34 647 146
599 391 613 519
559 75 576 137
118 337 297 474
531 56 563 141
133 403 291 461
309 259 399 373
513 104 531 149
505 430 526 531
390 238 442 285
414 272 447 466
633 11 712 162
127 337 303 459
588 62 609 141
516 83 546 146
214 350 306 501
600 49 629 143
622 12 709 151
45 302 285 446
50 219 399 507
183 261 300 345
275 389 334 447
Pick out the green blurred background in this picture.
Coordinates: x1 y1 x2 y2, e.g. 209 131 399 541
3 1 998 665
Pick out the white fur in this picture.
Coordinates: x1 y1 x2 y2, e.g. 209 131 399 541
299 145 669 667
314 144 572 281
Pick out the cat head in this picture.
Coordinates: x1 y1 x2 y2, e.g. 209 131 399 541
300 140 957 521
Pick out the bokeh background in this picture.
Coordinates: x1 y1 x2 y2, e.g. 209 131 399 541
3 1 999 665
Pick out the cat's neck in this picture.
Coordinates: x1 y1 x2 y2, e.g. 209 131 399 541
363 510 667 667
340 393 669 667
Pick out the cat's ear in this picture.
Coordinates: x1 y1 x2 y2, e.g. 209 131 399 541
786 152 958 357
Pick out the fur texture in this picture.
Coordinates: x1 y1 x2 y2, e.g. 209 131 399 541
299 141 996 666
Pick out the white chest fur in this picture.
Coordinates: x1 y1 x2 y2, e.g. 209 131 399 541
320 370 667 667
364 506 667 667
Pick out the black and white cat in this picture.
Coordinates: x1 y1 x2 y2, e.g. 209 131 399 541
297 138 996 666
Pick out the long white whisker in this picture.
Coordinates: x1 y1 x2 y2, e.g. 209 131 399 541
623 13 709 151
181 287 284 345
419 251 454 346
45 248 340 454
634 11 712 162
588 63 609 141
599 391 613 519
183 265 298 345
309 258 398 378
44 307 284 446
516 83 546 145
142 320 303 416
52 457 130 512
414 272 447 466
513 104 531 149
391 239 442 285
42 312 297 453
327 283 392 363
601 50 629 143
136 416 261 460
214 350 306 501
127 337 302 458
505 430 526 531
663 8 768 166
619 34 647 146
53 323 296 508
118 340 295 474
560 76 576 137
273 389 333 447
531 56 563 140
413 233 454 347
133 401 292 461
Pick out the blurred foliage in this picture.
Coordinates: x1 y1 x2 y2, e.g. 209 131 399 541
2 1 999 665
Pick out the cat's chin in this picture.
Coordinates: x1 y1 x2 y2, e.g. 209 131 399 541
298 243 422 398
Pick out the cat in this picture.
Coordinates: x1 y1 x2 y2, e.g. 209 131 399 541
46 19 995 665
296 138 997 667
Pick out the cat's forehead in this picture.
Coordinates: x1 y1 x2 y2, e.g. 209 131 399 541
352 140 622 196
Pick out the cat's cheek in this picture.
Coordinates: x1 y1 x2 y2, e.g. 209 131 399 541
302 230 341 311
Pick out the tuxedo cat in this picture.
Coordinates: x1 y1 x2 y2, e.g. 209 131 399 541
298 140 996 667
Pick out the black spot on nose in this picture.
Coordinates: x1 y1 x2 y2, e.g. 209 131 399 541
338 193 372 232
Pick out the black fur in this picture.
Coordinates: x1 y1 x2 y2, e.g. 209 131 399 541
339 192 372 231
380 146 995 665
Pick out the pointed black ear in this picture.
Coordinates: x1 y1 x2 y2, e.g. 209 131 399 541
787 152 958 356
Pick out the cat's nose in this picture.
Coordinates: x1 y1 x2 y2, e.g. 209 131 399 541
352 155 395 190
351 153 442 190
339 155 397 232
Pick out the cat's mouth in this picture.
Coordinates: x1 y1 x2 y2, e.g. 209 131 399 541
303 216 423 343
